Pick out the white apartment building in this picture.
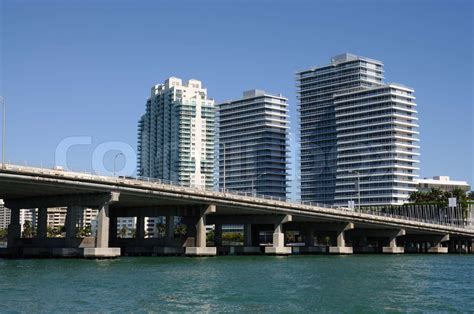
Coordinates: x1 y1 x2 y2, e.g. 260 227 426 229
137 77 215 189
0 201 10 229
415 176 470 193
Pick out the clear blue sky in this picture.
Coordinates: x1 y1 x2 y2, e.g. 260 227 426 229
0 0 473 197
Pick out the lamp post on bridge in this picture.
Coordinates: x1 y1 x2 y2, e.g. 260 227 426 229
252 172 267 197
113 152 124 177
1 96 5 170
222 142 226 192
348 170 361 211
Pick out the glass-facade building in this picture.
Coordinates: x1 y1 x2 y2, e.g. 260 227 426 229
137 77 215 189
218 90 289 199
298 54 419 206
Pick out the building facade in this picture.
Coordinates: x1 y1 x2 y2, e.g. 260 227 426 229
415 176 470 193
298 53 419 206
0 202 10 230
219 90 289 199
137 77 215 190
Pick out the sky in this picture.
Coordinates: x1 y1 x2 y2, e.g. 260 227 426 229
0 0 473 198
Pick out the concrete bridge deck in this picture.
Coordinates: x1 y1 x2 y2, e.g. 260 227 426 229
0 164 473 258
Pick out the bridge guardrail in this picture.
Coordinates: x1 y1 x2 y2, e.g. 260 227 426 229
1 162 472 231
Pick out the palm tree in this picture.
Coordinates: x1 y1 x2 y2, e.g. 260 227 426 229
119 226 128 238
22 220 36 238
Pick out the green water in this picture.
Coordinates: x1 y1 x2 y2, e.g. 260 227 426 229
0 255 473 312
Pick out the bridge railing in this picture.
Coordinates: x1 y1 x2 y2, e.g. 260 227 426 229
2 162 473 230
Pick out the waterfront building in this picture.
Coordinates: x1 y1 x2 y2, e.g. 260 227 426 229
45 207 98 230
20 209 35 233
0 202 10 229
297 53 419 206
218 90 289 199
137 77 215 190
45 207 66 229
116 217 136 237
415 176 470 193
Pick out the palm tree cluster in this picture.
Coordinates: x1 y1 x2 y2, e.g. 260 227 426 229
409 188 471 208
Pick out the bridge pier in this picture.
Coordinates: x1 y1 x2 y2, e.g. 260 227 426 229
165 215 175 241
7 207 21 253
234 223 261 254
214 224 222 247
185 205 217 256
265 215 292 255
135 214 145 243
428 235 449 253
299 224 326 254
65 205 79 246
37 207 48 239
382 229 405 254
84 201 121 258
329 223 353 254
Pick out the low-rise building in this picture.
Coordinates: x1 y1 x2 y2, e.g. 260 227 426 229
415 176 470 193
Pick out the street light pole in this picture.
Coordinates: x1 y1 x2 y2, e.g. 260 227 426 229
1 96 5 170
252 172 267 197
113 152 124 177
353 170 361 211
348 170 361 211
222 142 226 192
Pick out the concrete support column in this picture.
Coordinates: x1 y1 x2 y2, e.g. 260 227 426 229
299 225 326 254
195 214 206 248
185 205 216 256
96 204 110 248
109 216 117 244
305 227 315 247
7 208 21 249
165 215 174 239
336 231 345 247
428 235 449 253
65 205 80 240
382 230 405 254
136 215 145 241
37 207 48 239
329 223 353 254
244 224 252 247
84 202 121 258
154 215 183 255
234 223 261 254
273 223 284 247
214 224 222 247
265 215 292 255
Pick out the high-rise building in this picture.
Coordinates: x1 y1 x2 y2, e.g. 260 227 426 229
20 209 36 233
297 53 419 206
0 202 10 230
137 77 215 189
219 90 289 199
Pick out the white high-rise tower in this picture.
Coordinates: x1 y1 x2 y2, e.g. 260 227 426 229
137 77 215 189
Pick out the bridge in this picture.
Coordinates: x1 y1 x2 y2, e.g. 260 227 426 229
0 164 473 258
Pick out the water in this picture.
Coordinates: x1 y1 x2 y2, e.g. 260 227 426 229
0 255 473 312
